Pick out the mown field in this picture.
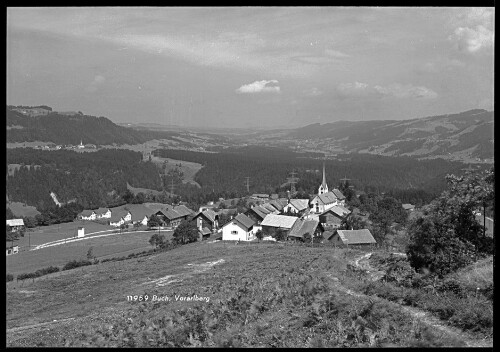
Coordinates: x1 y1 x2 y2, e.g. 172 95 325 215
6 241 492 347
6 229 173 276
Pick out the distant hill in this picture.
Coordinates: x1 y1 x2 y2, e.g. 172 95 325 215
284 109 493 162
6 107 181 146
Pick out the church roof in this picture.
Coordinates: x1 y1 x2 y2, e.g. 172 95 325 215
316 192 338 205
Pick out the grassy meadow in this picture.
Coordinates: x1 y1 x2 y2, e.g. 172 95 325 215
6 241 492 347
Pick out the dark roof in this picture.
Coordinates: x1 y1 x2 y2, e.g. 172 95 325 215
95 207 111 215
288 219 320 239
80 210 95 217
194 209 219 223
331 188 346 200
109 213 125 222
288 199 310 211
268 200 284 211
174 205 194 217
335 229 376 245
316 192 338 205
127 205 155 222
262 203 278 213
320 206 350 218
232 213 256 231
248 206 270 220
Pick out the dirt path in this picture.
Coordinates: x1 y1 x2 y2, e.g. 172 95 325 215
332 252 493 347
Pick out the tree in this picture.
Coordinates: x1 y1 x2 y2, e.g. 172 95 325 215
86 246 94 261
340 213 367 231
149 233 166 249
147 214 162 229
122 189 135 204
255 229 263 241
369 196 407 244
172 219 199 245
273 228 288 241
407 168 494 277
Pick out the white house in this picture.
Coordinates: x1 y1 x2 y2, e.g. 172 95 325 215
95 207 112 219
221 213 256 241
282 199 310 215
79 210 97 221
6 219 24 232
310 192 339 214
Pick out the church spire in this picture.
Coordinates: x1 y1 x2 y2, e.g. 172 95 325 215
322 162 327 189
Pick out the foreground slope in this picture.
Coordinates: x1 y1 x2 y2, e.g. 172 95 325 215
7 241 491 347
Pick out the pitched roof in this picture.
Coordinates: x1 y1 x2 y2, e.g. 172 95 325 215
95 207 111 215
320 205 350 218
143 203 173 212
331 188 346 200
261 214 298 229
270 193 279 200
316 192 338 205
80 210 96 217
173 205 194 217
288 218 320 239
248 206 270 220
109 213 125 222
127 205 155 222
6 219 24 227
233 213 256 231
194 209 219 223
335 229 376 245
262 203 278 213
289 199 310 212
268 200 284 211
402 204 415 210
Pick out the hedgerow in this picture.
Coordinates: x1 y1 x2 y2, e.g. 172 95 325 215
7 273 14 282
62 259 93 271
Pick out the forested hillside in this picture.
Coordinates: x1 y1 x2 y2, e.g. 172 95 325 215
6 149 162 210
153 147 469 203
6 107 181 145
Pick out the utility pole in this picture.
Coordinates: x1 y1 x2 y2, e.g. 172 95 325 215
244 177 250 193
340 175 351 187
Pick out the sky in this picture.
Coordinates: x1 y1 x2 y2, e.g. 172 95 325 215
7 7 494 129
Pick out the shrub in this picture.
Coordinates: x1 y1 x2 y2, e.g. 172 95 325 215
62 259 93 271
6 273 14 282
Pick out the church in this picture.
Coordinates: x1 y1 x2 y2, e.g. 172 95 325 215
310 163 346 213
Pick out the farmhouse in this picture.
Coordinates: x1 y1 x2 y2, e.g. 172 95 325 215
6 218 24 232
268 199 286 212
260 214 298 234
193 209 219 232
327 229 376 248
95 207 111 219
109 210 131 227
127 204 155 226
287 218 324 242
245 205 273 224
261 203 280 214
156 205 194 228
318 205 351 228
78 210 97 221
283 199 310 215
221 213 256 241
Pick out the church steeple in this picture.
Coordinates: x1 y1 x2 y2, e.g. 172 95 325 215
318 162 328 195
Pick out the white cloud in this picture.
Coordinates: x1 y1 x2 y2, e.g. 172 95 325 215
452 25 494 53
86 75 105 92
374 83 437 99
449 8 494 54
236 80 281 94
337 81 437 100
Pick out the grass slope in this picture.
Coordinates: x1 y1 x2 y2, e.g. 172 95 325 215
6 241 484 347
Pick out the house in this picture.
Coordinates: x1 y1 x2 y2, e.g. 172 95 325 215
6 245 19 256
78 210 97 221
193 209 219 232
95 207 112 219
287 218 324 242
127 204 155 226
327 229 376 247
260 214 299 235
283 199 310 215
261 203 280 214
198 227 212 241
331 189 346 206
6 219 24 232
402 204 415 212
318 205 351 228
221 213 257 241
245 205 272 225
109 210 131 227
156 205 194 228
310 192 339 214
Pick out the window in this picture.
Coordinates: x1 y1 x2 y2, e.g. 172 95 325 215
231 230 238 235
